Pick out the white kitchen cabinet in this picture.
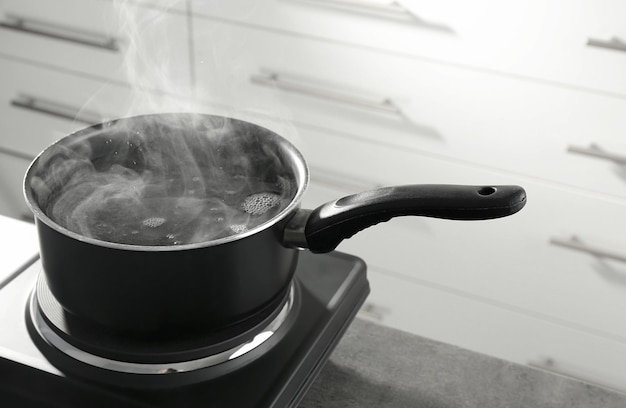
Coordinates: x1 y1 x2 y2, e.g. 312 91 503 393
0 57 113 159
193 19 626 199
289 118 626 389
0 215 38 285
298 126 626 344
191 0 626 97
0 0 191 94
0 152 31 221
0 56 196 158
0 56 195 219
359 266 626 394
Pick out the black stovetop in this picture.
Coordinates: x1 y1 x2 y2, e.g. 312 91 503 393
0 251 369 407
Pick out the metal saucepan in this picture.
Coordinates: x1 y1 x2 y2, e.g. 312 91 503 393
24 113 526 339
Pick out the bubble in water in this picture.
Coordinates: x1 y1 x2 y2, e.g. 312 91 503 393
242 193 281 215
230 224 248 234
143 217 166 228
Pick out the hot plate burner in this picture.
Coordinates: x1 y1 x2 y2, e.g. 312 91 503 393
3 251 369 407
28 273 298 388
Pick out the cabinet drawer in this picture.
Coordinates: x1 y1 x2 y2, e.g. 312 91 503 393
0 152 32 220
297 125 626 343
0 57 192 219
0 0 191 93
0 215 38 284
193 21 626 198
192 0 626 96
0 57 193 159
360 267 626 394
0 57 111 158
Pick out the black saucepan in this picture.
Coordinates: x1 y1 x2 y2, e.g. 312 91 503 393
24 113 526 339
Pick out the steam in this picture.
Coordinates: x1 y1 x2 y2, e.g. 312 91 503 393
26 2 304 246
111 0 196 112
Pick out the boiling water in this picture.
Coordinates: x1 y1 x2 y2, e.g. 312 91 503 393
45 179 290 246
142 217 166 228
242 193 282 216
32 124 297 246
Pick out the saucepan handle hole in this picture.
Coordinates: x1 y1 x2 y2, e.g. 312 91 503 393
477 186 497 196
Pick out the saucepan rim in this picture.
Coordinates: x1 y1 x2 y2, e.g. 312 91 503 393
23 113 310 252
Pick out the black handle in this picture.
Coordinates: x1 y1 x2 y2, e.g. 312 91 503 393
303 184 526 253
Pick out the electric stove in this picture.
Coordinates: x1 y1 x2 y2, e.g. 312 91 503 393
0 251 369 407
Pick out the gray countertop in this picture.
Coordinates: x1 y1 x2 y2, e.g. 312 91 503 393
300 319 626 408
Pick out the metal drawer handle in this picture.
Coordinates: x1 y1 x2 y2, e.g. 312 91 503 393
11 94 102 126
587 36 626 53
550 235 626 263
567 144 626 165
293 0 453 31
0 13 119 51
251 70 402 115
298 0 416 20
